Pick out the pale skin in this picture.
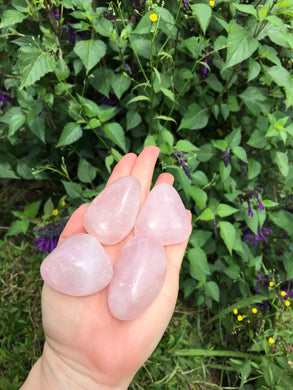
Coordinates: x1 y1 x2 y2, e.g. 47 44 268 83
21 146 192 390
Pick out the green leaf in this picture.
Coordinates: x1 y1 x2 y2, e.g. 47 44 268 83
212 139 228 151
27 115 46 142
0 159 19 179
6 219 30 236
74 39 107 73
55 58 70 80
190 4 212 35
269 211 293 237
248 158 262 180
176 140 198 152
77 159 97 183
103 123 127 153
206 281 220 302
189 230 212 248
160 87 175 102
56 122 83 147
179 103 208 131
19 46 53 89
24 201 41 218
8 114 26 137
197 208 214 221
188 246 211 283
127 95 150 105
188 186 207 209
218 221 236 255
275 151 289 177
0 10 27 28
62 181 83 199
232 4 257 17
225 127 241 148
126 110 142 130
223 23 258 71
217 204 239 217
111 73 131 99
248 58 261 81
232 146 248 163
284 255 293 280
265 65 291 88
90 68 114 98
44 198 54 215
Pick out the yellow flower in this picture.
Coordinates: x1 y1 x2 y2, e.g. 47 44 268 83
233 308 238 315
237 315 243 322
149 13 158 22
285 300 291 307
248 320 251 323
61 200 66 207
268 337 275 344
209 0 215 6
52 209 59 216
280 291 287 296
252 308 258 314
269 281 275 287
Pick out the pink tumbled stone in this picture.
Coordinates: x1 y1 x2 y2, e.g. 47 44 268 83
134 183 191 245
107 236 167 320
40 233 113 296
83 176 141 245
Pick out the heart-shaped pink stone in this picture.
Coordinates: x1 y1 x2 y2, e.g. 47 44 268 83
107 236 167 320
83 176 141 245
134 183 191 245
40 233 113 296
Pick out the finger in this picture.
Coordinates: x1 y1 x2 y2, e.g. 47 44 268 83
130 146 160 204
58 203 89 244
154 172 174 186
106 153 137 186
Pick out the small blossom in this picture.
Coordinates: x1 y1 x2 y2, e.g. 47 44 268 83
256 195 265 210
222 149 231 167
51 9 61 19
150 13 158 22
269 281 275 287
61 200 66 207
0 92 12 108
281 102 286 112
247 200 254 217
203 57 208 74
285 300 291 307
280 291 287 297
182 0 190 10
233 308 238 315
268 337 275 344
252 307 258 314
52 209 59 216
170 150 192 180
33 219 68 253
209 1 215 6
125 63 132 74
237 315 243 321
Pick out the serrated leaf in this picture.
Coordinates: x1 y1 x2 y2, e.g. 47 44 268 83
111 73 131 99
19 46 53 89
223 23 258 71
275 151 289 176
217 204 239 217
266 65 291 88
62 181 83 199
218 221 236 255
0 10 27 28
74 39 107 73
248 58 261 82
176 140 198 152
269 210 293 237
8 114 26 137
78 159 97 183
56 122 83 147
188 246 211 283
6 219 30 236
24 201 41 218
232 4 257 17
126 110 142 130
189 186 207 209
190 4 212 35
179 103 208 131
103 122 126 153
206 281 220 302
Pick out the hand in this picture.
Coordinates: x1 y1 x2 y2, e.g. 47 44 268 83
21 146 191 390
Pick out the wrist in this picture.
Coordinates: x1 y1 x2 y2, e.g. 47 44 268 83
21 342 130 390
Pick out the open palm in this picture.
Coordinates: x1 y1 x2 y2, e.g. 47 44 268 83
40 146 191 389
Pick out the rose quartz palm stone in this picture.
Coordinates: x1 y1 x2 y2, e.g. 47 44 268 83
107 236 167 320
40 233 113 296
83 175 141 245
134 183 192 245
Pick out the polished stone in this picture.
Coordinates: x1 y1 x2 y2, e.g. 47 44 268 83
40 233 113 296
134 183 192 245
107 236 167 320
83 176 141 245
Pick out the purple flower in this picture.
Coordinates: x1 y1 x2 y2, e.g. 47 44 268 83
245 227 272 246
247 200 254 217
222 149 231 167
33 219 68 253
213 217 218 238
183 0 190 10
125 63 132 74
256 195 265 210
171 150 192 180
0 92 11 108
203 57 208 74
98 95 119 107
52 10 60 19
281 102 286 112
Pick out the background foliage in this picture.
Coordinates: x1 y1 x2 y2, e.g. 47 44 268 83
1 0 293 388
